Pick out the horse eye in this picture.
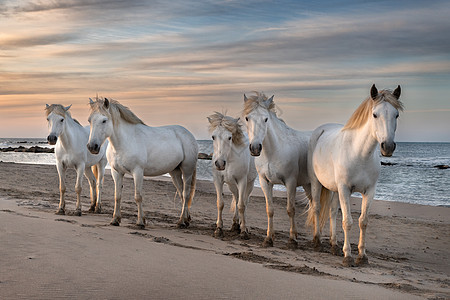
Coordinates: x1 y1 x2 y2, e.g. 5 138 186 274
245 117 248 122
395 114 399 119
212 136 215 140
102 120 107 124
60 119 64 122
373 113 378 119
228 137 232 140
264 118 268 122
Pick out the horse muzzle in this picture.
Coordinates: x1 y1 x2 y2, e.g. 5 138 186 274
380 141 396 157
249 143 262 156
214 159 226 171
87 142 101 155
47 135 57 145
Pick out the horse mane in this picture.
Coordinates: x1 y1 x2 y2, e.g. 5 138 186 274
208 112 244 146
342 89 404 131
243 91 277 116
242 91 287 127
45 104 82 126
89 98 145 126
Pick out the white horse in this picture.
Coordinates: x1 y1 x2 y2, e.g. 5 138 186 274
242 92 311 248
45 104 108 215
208 112 257 239
87 98 198 228
307 84 403 266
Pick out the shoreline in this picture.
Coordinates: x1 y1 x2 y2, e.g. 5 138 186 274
0 161 449 299
0 158 448 208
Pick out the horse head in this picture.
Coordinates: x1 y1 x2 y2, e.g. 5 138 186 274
370 84 402 157
45 104 71 145
87 98 112 154
243 93 274 156
208 112 242 171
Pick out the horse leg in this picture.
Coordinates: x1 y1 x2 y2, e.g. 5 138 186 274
74 164 84 216
237 179 250 240
286 180 298 249
56 162 66 215
309 179 323 250
84 167 97 213
260 175 275 247
95 159 107 213
228 183 241 234
356 189 374 266
337 185 354 267
111 169 124 226
177 167 195 228
132 169 145 228
329 192 341 256
212 174 224 238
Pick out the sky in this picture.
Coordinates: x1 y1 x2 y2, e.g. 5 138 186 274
1 0 449 142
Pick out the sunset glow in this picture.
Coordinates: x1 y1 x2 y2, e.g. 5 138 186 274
1 0 449 141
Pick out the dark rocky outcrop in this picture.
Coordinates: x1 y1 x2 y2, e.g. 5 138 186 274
198 152 212 160
381 161 397 166
433 164 449 169
0 146 54 153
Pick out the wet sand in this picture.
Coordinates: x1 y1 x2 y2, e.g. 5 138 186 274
0 162 448 299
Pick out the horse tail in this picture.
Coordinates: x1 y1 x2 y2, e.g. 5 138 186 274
306 187 333 231
187 167 196 208
91 165 99 182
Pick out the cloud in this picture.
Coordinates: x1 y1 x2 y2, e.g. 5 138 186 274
0 33 80 49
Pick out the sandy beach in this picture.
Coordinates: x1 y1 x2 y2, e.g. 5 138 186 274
0 162 448 299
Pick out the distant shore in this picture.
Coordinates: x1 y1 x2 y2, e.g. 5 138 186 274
0 161 448 299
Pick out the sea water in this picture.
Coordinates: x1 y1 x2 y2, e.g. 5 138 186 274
1 138 448 207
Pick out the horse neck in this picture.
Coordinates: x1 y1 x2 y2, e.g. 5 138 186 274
345 121 378 160
107 118 138 150
59 116 82 150
261 114 285 156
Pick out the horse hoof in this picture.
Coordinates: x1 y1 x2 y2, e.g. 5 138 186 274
313 236 322 251
136 223 145 230
330 244 342 256
230 223 241 234
214 227 224 238
110 218 120 226
240 231 250 240
74 210 82 217
88 205 96 213
262 237 274 248
287 238 298 250
94 206 102 214
55 209 65 215
356 255 369 266
176 220 188 229
343 256 355 267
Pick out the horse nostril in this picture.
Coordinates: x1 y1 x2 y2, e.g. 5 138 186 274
223 161 226 167
258 144 262 151
215 160 220 168
381 142 385 150
393 142 396 151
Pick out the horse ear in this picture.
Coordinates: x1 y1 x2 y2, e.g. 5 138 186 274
46 104 50 109
370 84 378 100
64 104 72 111
265 95 274 106
393 85 401 99
207 117 212 124
244 94 248 103
104 98 110 109
89 98 94 104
